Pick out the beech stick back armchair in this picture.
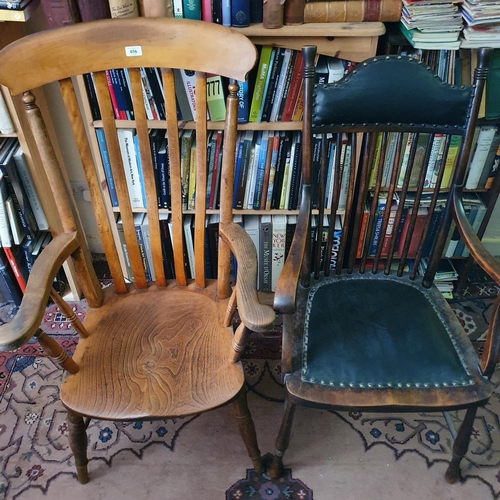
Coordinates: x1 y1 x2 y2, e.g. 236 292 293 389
0 19 275 483
269 46 500 485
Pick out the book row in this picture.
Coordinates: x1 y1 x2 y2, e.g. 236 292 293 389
97 127 307 211
116 212 343 293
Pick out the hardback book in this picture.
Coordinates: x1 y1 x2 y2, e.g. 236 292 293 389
140 215 155 282
183 214 195 279
244 215 260 288
249 46 274 123
173 0 183 16
260 134 275 210
253 130 270 210
12 146 49 231
207 214 220 278
39 0 80 28
304 0 402 23
423 134 443 189
82 73 101 122
250 0 262 22
173 69 194 121
180 130 195 210
284 214 297 260
236 78 250 124
179 69 197 119
77 0 111 20
148 129 164 209
205 132 217 208
208 131 223 210
139 0 173 16
159 213 175 279
442 135 462 188
0 172 12 248
260 48 281 123
485 141 500 190
231 0 250 26
104 70 123 120
245 134 260 209
201 0 211 20
116 216 133 282
234 130 254 209
281 50 303 122
95 128 119 208
187 142 197 210
117 129 145 209
397 206 429 259
259 214 272 292
283 0 304 25
478 128 500 188
182 0 201 19
108 0 139 17
409 133 430 188
145 67 165 120
134 213 152 281
465 126 497 189
206 74 227 122
0 91 14 135
271 214 287 291
0 247 22 306
3 242 29 293
270 49 294 122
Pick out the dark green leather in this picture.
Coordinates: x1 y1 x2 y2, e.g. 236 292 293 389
312 57 473 130
302 278 472 389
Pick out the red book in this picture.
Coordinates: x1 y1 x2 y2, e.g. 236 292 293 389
105 70 122 120
3 246 26 293
397 207 428 259
281 51 303 122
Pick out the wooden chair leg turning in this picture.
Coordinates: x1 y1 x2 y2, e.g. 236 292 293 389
67 410 89 484
445 405 479 484
269 397 296 479
232 387 264 474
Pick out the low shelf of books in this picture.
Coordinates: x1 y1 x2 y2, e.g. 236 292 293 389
75 36 499 298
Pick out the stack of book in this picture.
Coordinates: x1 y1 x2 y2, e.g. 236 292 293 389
0 0 39 21
419 257 458 298
400 0 463 50
461 0 500 47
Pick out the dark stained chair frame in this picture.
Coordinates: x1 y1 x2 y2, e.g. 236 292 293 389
269 46 500 484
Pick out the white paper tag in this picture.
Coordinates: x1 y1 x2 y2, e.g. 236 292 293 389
125 46 142 57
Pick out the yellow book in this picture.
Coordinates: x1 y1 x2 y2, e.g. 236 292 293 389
188 143 197 210
369 133 383 188
442 135 462 188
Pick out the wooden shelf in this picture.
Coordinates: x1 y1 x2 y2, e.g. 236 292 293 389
111 207 342 215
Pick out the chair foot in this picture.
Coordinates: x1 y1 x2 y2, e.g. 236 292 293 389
67 410 89 484
75 464 90 484
444 457 461 484
268 453 284 479
232 388 263 473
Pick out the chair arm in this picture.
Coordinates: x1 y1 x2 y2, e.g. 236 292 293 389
452 187 500 285
0 232 80 351
452 186 500 378
274 185 311 314
219 222 275 332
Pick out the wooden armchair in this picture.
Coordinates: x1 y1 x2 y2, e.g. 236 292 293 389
269 46 500 484
0 19 275 483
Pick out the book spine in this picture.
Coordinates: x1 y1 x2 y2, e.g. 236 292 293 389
77 0 111 20
231 0 249 26
284 0 304 25
39 0 80 28
236 78 250 124
249 47 273 123
206 75 226 122
281 51 303 122
180 69 197 119
259 216 272 292
172 0 183 17
271 215 286 291
263 0 284 28
117 129 144 208
182 0 201 18
105 70 121 120
201 0 212 20
83 73 101 122
222 0 231 25
304 0 401 23
3 246 26 293
0 91 14 134
465 126 497 189
134 219 152 281
96 128 119 207
139 0 173 16
108 0 139 18
442 135 462 188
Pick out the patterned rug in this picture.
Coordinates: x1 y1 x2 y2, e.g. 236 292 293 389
0 283 499 499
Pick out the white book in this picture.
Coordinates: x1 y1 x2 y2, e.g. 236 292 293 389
0 173 12 247
465 126 497 189
12 146 48 231
183 214 195 279
397 133 415 188
0 91 14 135
4 197 22 245
117 128 144 209
244 214 260 288
271 214 287 292
339 141 352 211
279 138 294 210
135 68 154 121
173 0 183 17
423 134 442 188
246 138 261 210
270 49 293 122
180 69 197 120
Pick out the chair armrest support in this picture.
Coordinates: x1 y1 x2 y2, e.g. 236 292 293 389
219 222 275 332
452 186 500 377
0 232 80 351
274 185 311 314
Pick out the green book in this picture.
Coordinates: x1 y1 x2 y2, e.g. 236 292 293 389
486 49 500 121
249 46 274 123
206 75 226 122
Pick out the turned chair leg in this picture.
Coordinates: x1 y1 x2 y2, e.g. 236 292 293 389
268 396 296 479
445 406 478 484
232 387 264 474
67 410 89 484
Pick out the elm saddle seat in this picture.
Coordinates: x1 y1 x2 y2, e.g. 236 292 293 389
269 47 500 484
0 19 276 483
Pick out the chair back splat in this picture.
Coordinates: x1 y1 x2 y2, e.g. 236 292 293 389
0 19 275 484
270 46 500 486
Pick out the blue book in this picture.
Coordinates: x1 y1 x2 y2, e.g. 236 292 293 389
231 0 249 26
258 48 277 123
133 135 147 207
232 134 244 208
182 0 201 19
222 0 231 26
109 69 128 119
253 131 269 209
237 78 250 124
96 129 118 207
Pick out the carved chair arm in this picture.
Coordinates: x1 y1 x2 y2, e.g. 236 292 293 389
219 222 275 332
274 186 311 314
0 232 80 351
452 186 500 378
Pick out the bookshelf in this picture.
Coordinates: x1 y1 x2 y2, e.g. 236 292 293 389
72 22 385 283
0 20 81 298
